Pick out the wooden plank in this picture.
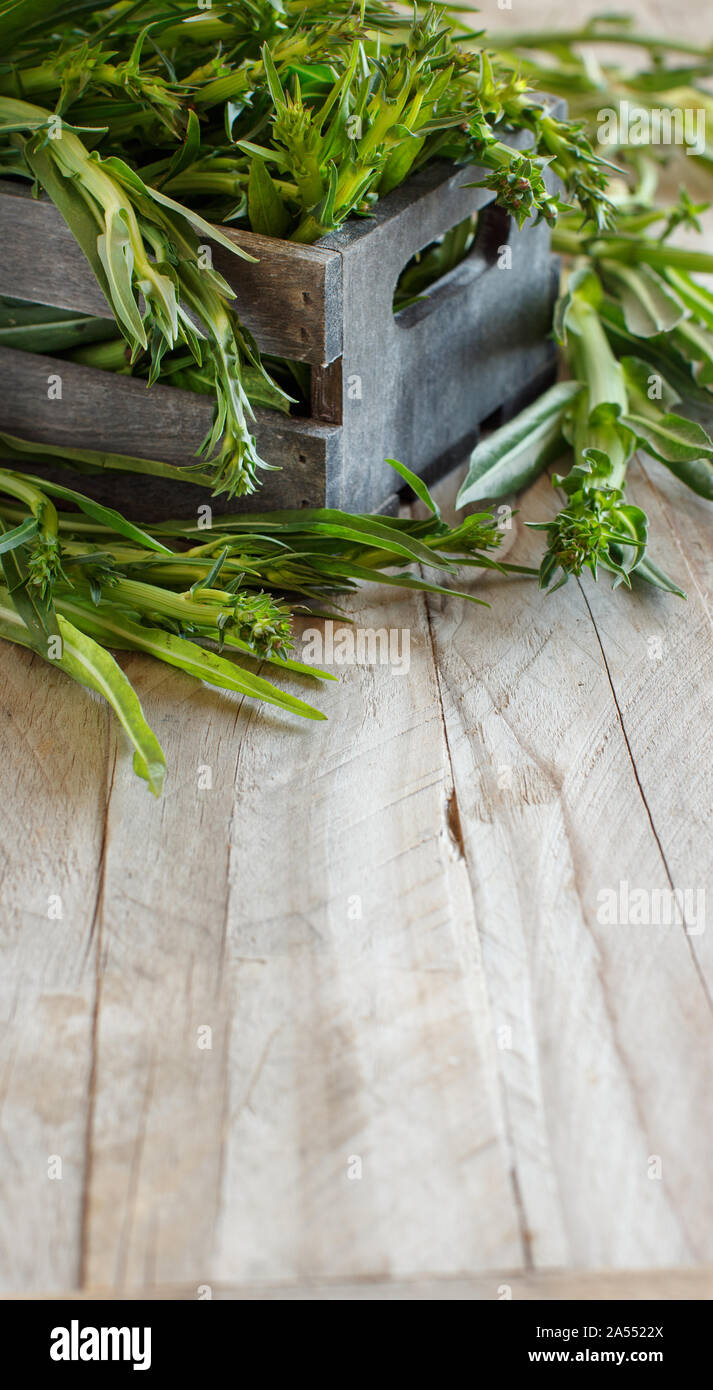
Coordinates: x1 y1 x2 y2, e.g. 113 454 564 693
16 1266 713 1299
75 590 523 1288
425 468 713 1271
209 592 523 1283
0 187 341 366
213 228 342 365
0 346 341 516
5 463 712 1289
0 644 106 1292
76 654 241 1289
0 186 110 320
579 457 713 985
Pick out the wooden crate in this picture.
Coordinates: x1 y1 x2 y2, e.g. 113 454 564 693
0 116 562 518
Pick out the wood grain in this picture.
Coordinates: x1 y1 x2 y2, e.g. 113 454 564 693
77 659 239 1289
423 470 713 1272
1 0 712 1300
213 227 342 366
0 187 342 367
582 459 713 987
72 594 523 1289
212 593 524 1283
0 645 107 1291
11 1267 713 1300
0 345 341 518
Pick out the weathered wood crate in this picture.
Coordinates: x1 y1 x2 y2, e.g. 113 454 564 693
0 117 562 518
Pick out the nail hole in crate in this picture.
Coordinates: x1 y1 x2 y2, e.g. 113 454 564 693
392 203 510 320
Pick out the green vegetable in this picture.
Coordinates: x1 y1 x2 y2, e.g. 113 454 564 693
457 382 580 507
0 0 611 503
6 5 713 797
454 21 713 601
0 454 509 789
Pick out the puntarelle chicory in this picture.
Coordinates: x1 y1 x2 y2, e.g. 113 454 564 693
0 452 518 794
0 0 611 495
456 20 713 597
2 5 713 789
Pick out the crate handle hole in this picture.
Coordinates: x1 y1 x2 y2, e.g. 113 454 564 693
392 204 510 321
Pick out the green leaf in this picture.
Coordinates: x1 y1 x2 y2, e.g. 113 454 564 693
272 517 455 568
247 156 290 237
96 205 147 348
18 474 173 554
102 155 259 262
0 303 118 354
600 261 685 337
0 0 96 47
385 458 440 517
212 509 460 568
621 356 680 412
600 302 713 408
315 160 339 227
604 502 648 587
55 615 166 795
218 631 337 681
457 382 580 507
624 409 713 475
0 517 59 645
379 130 426 197
299 558 488 605
673 319 713 385
262 41 287 109
554 266 602 344
0 297 84 331
56 597 326 722
0 431 217 491
662 267 713 334
634 555 687 599
0 516 38 554
0 581 164 793
23 137 114 313
235 141 291 172
161 107 201 182
193 546 228 594
642 446 713 502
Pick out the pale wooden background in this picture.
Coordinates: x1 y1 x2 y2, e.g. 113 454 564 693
1 0 712 1300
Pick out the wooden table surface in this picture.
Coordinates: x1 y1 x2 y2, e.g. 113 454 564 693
2 0 713 1302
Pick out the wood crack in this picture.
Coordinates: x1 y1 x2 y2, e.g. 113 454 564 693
422 584 533 1271
577 577 713 1020
78 732 117 1290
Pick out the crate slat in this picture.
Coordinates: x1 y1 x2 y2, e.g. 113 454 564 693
0 184 342 366
0 345 340 518
213 228 342 365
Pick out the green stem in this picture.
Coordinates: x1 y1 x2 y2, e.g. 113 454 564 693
486 28 712 58
590 237 713 274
